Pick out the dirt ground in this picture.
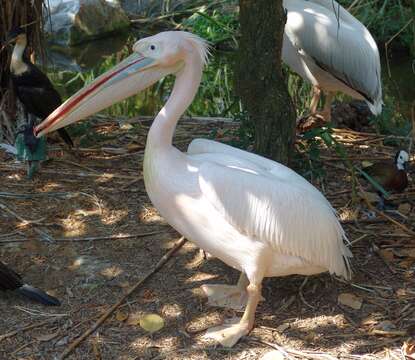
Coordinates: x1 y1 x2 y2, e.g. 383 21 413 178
0 115 414 360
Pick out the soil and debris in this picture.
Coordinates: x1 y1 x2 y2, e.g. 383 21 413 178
0 114 414 360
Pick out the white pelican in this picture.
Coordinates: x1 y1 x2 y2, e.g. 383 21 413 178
283 0 382 120
35 31 352 347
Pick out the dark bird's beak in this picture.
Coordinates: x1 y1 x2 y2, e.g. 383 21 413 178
6 35 16 44
5 33 18 44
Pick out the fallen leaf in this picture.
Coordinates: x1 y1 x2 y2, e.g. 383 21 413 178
140 314 165 333
304 331 317 343
399 259 414 269
126 313 141 326
142 289 156 301
338 293 362 310
403 341 415 359
379 249 394 262
260 350 285 360
276 323 290 332
127 143 142 151
361 160 373 168
34 331 59 342
398 203 412 215
115 310 128 322
358 190 379 203
119 123 133 130
401 248 415 259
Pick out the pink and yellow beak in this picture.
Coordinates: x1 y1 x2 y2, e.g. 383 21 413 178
35 51 178 137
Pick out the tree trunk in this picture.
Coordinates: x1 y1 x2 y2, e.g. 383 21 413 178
412 0 415 57
237 0 296 164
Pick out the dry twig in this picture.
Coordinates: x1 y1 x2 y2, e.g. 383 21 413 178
0 318 62 343
53 230 170 242
59 236 187 360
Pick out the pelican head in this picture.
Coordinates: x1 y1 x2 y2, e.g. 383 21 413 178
35 31 209 137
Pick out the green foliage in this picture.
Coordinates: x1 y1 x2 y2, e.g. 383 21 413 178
190 53 240 116
181 6 238 46
210 110 254 150
286 68 313 117
338 0 412 51
370 96 412 138
297 125 353 182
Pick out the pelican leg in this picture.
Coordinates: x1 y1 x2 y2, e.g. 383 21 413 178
297 86 326 131
321 91 334 122
201 272 250 310
309 86 322 114
203 281 262 347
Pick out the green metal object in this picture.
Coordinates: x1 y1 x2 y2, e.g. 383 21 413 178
15 133 47 178
27 161 40 180
15 133 47 161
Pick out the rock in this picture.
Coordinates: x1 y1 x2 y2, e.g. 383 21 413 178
338 292 363 310
260 350 285 360
119 0 185 16
46 0 130 46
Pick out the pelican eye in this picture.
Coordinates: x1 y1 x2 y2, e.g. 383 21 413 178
150 45 156 51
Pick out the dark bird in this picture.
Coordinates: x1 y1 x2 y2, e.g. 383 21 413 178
0 261 60 306
362 150 409 208
7 27 73 151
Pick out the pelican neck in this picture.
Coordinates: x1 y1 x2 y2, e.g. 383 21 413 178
146 53 203 152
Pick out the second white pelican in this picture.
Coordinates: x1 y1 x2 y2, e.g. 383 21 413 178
283 0 383 120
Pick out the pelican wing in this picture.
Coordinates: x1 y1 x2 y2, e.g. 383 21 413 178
307 0 362 26
189 138 330 203
198 159 352 279
285 0 382 113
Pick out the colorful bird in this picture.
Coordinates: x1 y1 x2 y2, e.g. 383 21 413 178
7 27 73 177
283 0 382 122
0 261 60 306
35 31 352 347
362 150 409 209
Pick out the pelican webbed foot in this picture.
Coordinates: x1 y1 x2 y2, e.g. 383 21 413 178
203 282 262 347
201 272 250 310
203 317 251 347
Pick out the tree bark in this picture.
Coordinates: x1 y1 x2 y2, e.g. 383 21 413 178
0 0 45 143
237 0 296 164
412 0 415 57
